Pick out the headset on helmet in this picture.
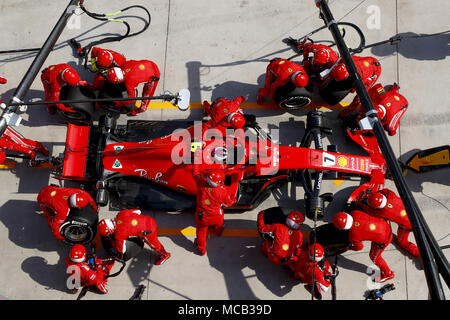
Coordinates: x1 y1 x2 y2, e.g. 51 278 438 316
308 243 324 262
69 193 89 208
206 170 225 187
286 211 304 230
98 219 116 237
69 244 87 263
61 68 80 86
97 51 114 69
367 192 387 209
333 212 354 230
106 67 125 84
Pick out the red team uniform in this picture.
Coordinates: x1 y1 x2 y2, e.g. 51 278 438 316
37 186 97 241
203 96 246 129
98 209 171 265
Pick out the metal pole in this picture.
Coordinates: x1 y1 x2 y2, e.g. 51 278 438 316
315 0 447 300
0 0 80 138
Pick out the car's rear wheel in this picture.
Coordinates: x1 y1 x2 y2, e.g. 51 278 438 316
60 204 98 245
59 85 96 121
273 82 313 110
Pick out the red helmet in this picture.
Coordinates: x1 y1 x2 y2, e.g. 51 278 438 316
69 192 89 208
331 64 350 81
61 68 80 86
308 243 324 262
333 212 353 230
106 67 125 84
286 211 304 230
367 192 387 209
227 112 245 129
69 244 86 263
206 170 225 187
97 50 114 69
98 219 116 237
291 71 309 88
313 48 330 65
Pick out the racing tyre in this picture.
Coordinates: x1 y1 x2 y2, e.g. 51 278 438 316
273 82 313 110
58 85 96 122
98 82 135 114
309 223 350 256
319 78 353 106
102 236 144 261
60 204 98 245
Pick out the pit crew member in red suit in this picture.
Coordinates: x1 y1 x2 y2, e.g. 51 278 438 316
301 41 339 74
333 210 394 282
91 47 126 70
105 59 160 115
66 244 114 294
37 185 97 241
98 209 171 265
41 63 89 115
257 209 304 265
0 127 49 164
330 56 382 91
339 83 408 136
288 243 332 296
192 149 237 255
257 58 309 105
203 96 247 129
357 189 419 257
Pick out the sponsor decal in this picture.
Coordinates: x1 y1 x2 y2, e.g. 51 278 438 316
282 244 289 251
394 95 400 101
154 172 169 184
322 152 336 167
114 145 124 152
204 199 211 206
337 156 348 168
134 169 147 177
131 219 138 226
113 159 122 169
50 191 57 197
117 220 122 225
354 222 360 227
369 224 376 231
63 196 68 200
387 203 393 208
400 210 407 216
71 221 87 227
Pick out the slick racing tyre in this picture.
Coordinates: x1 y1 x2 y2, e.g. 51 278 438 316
59 204 98 245
98 82 135 114
309 223 350 257
273 82 313 110
319 78 353 106
102 236 144 261
59 85 96 121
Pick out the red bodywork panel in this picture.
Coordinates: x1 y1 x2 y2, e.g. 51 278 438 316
61 123 90 181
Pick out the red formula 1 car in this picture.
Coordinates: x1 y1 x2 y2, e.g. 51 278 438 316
55 109 387 227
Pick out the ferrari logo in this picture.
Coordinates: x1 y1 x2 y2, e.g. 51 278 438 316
282 244 289 251
117 220 122 225
388 203 393 208
288 68 292 72
400 210 407 217
131 219 138 226
223 108 228 113
354 222 360 227
216 101 222 106
369 224 376 231
204 199 211 206
63 196 68 200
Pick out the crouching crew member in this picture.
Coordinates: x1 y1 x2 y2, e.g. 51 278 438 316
333 210 394 283
98 209 171 265
37 185 97 241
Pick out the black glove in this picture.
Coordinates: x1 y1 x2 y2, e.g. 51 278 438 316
197 212 204 221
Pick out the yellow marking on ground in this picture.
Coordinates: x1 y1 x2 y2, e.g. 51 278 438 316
0 161 16 169
158 227 311 238
147 102 350 110
333 180 345 186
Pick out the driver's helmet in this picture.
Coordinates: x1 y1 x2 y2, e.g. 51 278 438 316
69 244 87 263
367 192 387 209
106 67 125 84
206 170 225 188
61 68 80 86
291 71 309 88
97 50 114 69
333 212 353 230
313 48 331 66
331 63 350 81
69 192 89 208
286 211 304 230
98 219 116 237
308 243 325 262
227 112 245 129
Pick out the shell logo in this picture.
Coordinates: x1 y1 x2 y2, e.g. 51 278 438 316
400 210 407 217
337 156 348 167
50 191 57 197
131 219 138 226
369 223 376 231
364 61 370 67
394 95 400 101
139 64 146 70
204 199 211 206
279 60 285 64
282 244 289 251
